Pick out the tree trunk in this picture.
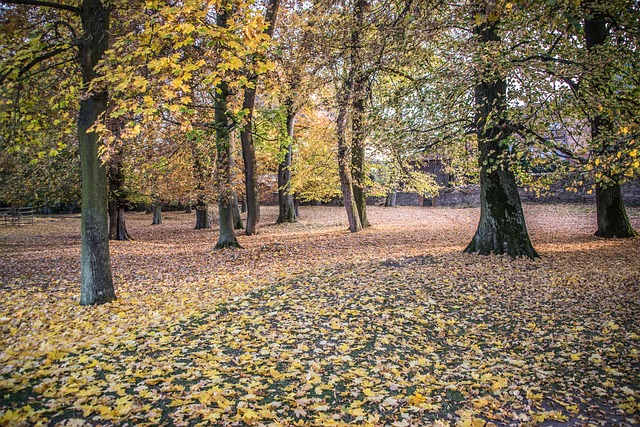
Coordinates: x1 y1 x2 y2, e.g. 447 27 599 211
151 202 162 225
464 8 538 259
109 202 131 240
238 0 280 236
385 189 397 207
78 0 115 306
232 192 244 230
337 93 362 233
185 204 192 214
351 75 369 227
107 145 131 241
584 12 637 238
595 183 637 238
195 201 210 229
240 88 260 236
277 105 297 224
213 9 240 250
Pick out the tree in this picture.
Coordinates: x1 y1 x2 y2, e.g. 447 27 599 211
239 0 281 235
463 1 538 258
0 0 117 304
582 1 637 238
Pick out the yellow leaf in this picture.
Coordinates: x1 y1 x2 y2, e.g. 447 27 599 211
408 392 427 406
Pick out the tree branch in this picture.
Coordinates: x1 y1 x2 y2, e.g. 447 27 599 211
0 45 73 85
0 0 81 14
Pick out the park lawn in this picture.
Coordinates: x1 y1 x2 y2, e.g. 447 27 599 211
0 204 638 427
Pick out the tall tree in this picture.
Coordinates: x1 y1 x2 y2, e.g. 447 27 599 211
463 1 538 258
240 0 281 235
277 97 297 223
214 2 241 249
582 1 637 238
0 0 117 304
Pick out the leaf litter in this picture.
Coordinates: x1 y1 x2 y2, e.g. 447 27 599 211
0 204 638 426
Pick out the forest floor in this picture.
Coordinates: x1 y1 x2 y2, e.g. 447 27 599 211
0 204 639 427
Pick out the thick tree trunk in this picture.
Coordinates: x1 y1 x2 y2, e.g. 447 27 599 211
78 0 115 306
464 9 537 259
195 201 210 229
351 75 369 228
109 202 131 240
584 13 637 238
595 183 637 238
151 202 162 225
185 204 192 214
277 105 297 224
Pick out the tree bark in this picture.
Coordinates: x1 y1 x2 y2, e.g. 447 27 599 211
240 87 260 235
584 11 637 238
232 192 244 230
595 183 637 238
238 0 280 236
337 98 362 233
194 200 210 229
277 104 297 224
151 202 162 225
351 75 369 227
109 202 131 240
213 8 240 249
107 146 131 241
385 189 397 207
464 7 538 259
78 0 115 305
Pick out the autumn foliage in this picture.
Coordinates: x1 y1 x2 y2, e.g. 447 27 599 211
1 205 638 426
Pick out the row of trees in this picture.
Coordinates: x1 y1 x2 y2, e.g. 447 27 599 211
1 0 638 305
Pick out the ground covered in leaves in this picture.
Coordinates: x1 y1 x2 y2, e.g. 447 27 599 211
0 204 639 427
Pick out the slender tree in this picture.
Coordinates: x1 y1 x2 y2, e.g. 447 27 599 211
240 0 281 235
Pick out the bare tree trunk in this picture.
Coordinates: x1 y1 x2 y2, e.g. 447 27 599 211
240 88 260 235
232 192 244 230
385 189 397 207
277 104 297 224
108 145 132 241
78 0 115 305
351 75 369 228
595 183 637 238
195 200 210 229
151 202 162 225
109 202 131 240
213 9 240 250
337 92 362 233
464 6 537 259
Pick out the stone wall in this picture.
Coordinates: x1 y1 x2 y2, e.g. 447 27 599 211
431 179 640 207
